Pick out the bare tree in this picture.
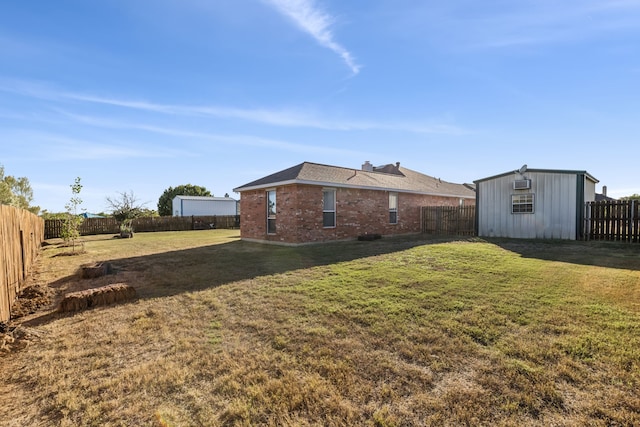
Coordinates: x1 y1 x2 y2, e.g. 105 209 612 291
105 191 146 237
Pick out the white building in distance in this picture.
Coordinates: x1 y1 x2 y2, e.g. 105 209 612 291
172 196 238 217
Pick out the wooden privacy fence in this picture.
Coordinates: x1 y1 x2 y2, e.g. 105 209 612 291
0 205 44 322
584 200 639 242
44 215 240 239
421 205 476 236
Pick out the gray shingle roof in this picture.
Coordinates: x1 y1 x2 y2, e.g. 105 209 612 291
595 193 617 202
234 162 475 198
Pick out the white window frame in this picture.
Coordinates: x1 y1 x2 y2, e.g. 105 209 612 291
389 192 398 224
266 189 276 234
322 188 336 228
512 193 534 214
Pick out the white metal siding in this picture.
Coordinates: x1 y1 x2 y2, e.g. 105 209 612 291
172 197 237 216
584 178 596 202
478 172 578 239
172 198 182 216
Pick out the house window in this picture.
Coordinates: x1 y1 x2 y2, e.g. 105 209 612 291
267 190 276 233
512 194 534 214
389 192 398 224
323 189 336 228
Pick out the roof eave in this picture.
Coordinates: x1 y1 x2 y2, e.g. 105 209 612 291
234 179 475 199
474 169 598 184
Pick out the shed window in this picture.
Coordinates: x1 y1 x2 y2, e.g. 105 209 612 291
323 189 336 228
389 192 398 224
267 190 276 233
512 193 534 214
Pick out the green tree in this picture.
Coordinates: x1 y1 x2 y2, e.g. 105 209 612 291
40 210 68 220
0 164 40 214
157 184 212 216
60 177 83 252
0 166 12 204
138 208 159 217
621 194 640 201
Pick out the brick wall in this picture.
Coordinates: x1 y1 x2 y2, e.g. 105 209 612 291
239 184 474 245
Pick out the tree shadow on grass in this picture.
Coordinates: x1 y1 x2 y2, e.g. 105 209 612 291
109 234 458 299
21 234 639 328
20 234 461 326
488 238 640 271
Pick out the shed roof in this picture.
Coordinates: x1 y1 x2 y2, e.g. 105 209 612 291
173 196 237 202
474 168 598 184
233 162 475 199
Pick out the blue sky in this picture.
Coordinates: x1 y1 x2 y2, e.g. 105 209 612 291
1 0 639 213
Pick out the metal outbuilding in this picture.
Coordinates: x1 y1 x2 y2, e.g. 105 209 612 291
172 196 238 217
474 166 598 240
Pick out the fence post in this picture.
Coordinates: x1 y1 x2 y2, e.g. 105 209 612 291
584 202 590 241
20 230 26 280
632 200 636 242
631 200 634 242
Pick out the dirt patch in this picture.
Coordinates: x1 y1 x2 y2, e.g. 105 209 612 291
0 323 45 353
52 250 88 257
10 285 53 319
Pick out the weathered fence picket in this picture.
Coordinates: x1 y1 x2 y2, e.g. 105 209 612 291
44 215 240 239
421 206 476 236
0 205 44 322
584 200 639 243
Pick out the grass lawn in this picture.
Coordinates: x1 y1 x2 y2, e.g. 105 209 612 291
1 230 639 426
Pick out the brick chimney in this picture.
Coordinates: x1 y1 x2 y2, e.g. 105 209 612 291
362 161 374 172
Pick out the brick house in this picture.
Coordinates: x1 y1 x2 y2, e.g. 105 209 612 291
233 161 476 245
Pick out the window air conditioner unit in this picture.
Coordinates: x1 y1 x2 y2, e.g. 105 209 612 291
513 179 531 190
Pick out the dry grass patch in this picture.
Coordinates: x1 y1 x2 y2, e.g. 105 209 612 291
0 231 639 426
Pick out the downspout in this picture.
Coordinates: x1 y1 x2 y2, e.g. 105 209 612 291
474 183 480 237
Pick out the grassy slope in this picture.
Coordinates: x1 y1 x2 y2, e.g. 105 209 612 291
1 231 639 426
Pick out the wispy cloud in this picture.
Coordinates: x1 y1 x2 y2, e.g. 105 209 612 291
53 110 366 157
57 95 336 128
262 0 360 75
1 80 469 135
0 130 184 161
61 99 468 134
0 79 319 126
